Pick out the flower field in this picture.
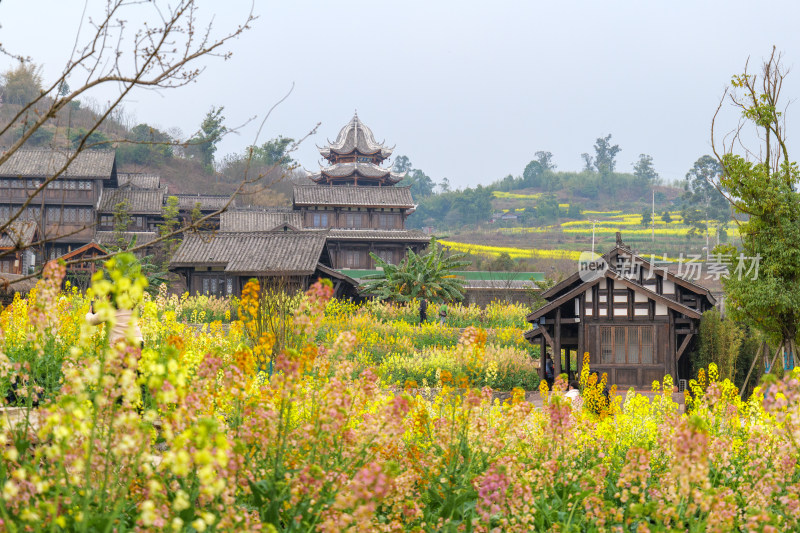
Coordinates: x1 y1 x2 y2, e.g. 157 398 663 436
1 264 799 531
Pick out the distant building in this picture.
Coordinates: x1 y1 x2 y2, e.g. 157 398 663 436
525 234 715 390
0 149 118 259
170 113 428 296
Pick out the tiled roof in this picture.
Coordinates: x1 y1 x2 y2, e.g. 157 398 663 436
175 194 232 211
318 113 393 160
0 273 37 294
99 188 165 214
94 231 158 246
170 231 327 275
309 161 404 184
0 221 37 248
117 173 161 189
326 229 429 241
0 149 116 179
293 185 414 208
220 210 302 232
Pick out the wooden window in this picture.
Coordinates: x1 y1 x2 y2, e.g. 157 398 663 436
628 327 639 363
312 213 328 227
601 326 613 363
615 327 626 363
640 326 654 364
376 249 393 264
345 250 365 268
602 325 655 365
378 213 397 229
344 213 363 228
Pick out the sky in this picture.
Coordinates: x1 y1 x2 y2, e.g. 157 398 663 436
0 0 798 189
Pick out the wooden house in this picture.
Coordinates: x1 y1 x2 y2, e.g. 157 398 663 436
0 149 118 260
0 221 38 274
169 230 359 299
296 113 429 268
525 235 716 389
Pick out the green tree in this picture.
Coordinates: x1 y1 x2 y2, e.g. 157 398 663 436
1 63 43 105
522 160 543 188
438 177 451 193
361 237 470 303
640 209 652 226
580 153 594 172
249 136 295 167
661 210 672 224
69 128 112 150
117 123 174 165
633 153 659 189
156 196 181 271
111 200 132 251
694 309 744 382
405 169 435 198
393 155 413 173
714 48 800 365
190 106 227 170
593 134 621 175
535 151 556 171
682 155 730 235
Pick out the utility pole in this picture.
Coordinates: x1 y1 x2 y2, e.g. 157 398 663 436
651 189 655 243
591 219 598 255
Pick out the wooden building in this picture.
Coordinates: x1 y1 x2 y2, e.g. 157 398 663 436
0 149 118 259
0 221 38 275
170 113 427 296
525 236 716 389
169 230 359 299
297 112 428 269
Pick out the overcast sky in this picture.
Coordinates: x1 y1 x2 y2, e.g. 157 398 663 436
1 1 798 188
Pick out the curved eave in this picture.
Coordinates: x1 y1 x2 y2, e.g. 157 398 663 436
317 147 393 161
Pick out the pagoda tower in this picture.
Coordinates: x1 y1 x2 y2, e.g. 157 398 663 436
309 112 404 186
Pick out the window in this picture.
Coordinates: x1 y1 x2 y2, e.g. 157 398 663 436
199 274 233 296
345 250 364 268
100 215 113 227
376 249 394 264
312 213 328 227
640 327 654 364
378 213 397 229
615 327 625 363
68 180 76 190
601 326 613 364
600 326 655 365
344 213 363 228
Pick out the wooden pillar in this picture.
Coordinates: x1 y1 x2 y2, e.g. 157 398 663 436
554 307 562 378
668 310 677 381
578 293 585 376
539 336 546 379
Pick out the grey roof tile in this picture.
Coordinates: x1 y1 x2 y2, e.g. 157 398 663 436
99 188 165 215
318 113 394 159
170 231 327 275
117 173 161 189
94 231 158 246
0 149 116 179
220 210 302 232
293 185 414 208
326 229 429 241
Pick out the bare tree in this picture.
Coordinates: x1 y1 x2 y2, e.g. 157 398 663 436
0 1 316 288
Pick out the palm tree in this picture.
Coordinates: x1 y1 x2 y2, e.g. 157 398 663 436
360 237 470 303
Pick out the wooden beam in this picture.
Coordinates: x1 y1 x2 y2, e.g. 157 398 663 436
554 307 562 377
676 333 694 361
560 317 581 323
540 325 554 349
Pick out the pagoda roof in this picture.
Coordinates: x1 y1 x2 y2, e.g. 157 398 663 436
308 161 404 185
318 113 394 160
293 185 414 208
